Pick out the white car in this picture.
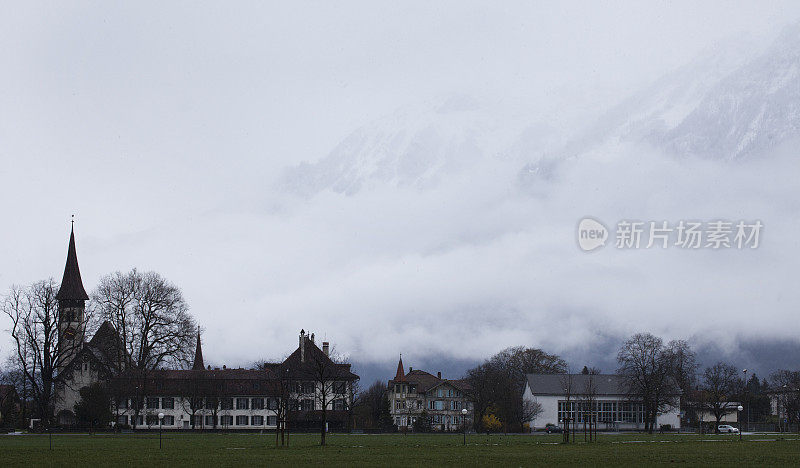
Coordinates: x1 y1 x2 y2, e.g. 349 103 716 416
718 425 740 433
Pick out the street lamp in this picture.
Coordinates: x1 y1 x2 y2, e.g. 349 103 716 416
462 408 468 446
158 412 165 449
743 369 748 433
737 406 743 441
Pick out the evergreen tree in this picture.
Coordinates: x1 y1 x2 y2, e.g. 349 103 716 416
413 410 432 433
377 393 395 432
74 383 112 431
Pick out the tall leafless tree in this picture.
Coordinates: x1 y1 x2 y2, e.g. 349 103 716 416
2 280 87 426
302 342 354 446
466 346 566 432
700 362 741 431
616 333 680 433
92 269 195 428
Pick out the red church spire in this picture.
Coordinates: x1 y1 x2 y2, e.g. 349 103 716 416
394 355 406 381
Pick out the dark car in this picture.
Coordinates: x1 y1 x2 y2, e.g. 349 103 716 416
545 424 563 434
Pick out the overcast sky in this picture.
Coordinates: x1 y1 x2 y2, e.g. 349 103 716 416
2 1 800 379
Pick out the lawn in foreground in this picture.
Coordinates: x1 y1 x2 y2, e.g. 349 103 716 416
1 432 799 466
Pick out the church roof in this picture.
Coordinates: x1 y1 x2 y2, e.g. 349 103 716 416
55 226 89 302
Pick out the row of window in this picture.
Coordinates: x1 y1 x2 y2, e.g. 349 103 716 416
394 399 469 411
391 385 463 399
290 382 348 395
557 400 646 424
428 400 464 411
436 388 462 398
122 397 348 412
394 415 466 426
286 398 347 411
119 414 278 427
393 384 418 394
121 397 280 411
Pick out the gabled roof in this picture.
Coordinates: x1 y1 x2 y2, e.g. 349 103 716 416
56 227 89 302
389 369 471 394
525 373 628 396
58 321 128 381
278 339 358 381
111 368 279 397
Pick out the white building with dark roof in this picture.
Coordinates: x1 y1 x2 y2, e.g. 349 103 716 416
523 373 681 431
51 228 358 430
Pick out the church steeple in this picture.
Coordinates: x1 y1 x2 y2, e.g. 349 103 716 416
56 222 88 374
192 329 205 370
56 224 89 303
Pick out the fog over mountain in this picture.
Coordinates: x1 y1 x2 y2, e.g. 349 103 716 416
281 22 800 383
2 3 800 385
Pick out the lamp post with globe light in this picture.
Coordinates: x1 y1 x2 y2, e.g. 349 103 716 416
743 369 749 432
158 412 165 449
462 408 468 445
737 406 743 441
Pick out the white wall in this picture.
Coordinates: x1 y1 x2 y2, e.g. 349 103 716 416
523 382 682 430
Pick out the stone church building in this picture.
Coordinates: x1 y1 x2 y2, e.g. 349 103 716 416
53 228 358 430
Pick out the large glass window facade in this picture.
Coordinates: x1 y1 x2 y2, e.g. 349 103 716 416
558 400 645 424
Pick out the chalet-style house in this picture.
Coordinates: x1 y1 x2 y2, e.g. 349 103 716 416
387 357 473 431
52 227 358 430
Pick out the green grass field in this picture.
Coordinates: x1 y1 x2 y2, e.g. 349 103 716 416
1 432 799 466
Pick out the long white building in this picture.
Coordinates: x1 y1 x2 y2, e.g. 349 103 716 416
52 228 358 430
523 373 681 431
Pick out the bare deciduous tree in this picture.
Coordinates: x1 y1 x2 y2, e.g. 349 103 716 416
92 269 196 429
2 280 87 426
302 342 355 446
616 333 680 433
700 362 741 431
467 346 566 433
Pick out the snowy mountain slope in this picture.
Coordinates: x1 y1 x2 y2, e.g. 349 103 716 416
659 25 800 159
282 24 800 198
553 24 800 162
279 95 563 196
550 35 770 161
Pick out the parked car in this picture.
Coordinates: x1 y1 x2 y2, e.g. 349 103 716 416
718 425 740 433
545 423 563 434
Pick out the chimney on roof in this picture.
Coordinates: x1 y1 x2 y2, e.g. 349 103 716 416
437 371 441 379
311 333 315 343
322 342 329 356
222 365 226 369
409 367 412 372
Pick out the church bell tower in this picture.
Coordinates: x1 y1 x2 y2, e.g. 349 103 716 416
56 224 89 371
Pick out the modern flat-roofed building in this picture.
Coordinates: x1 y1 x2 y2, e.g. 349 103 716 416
523 373 681 431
